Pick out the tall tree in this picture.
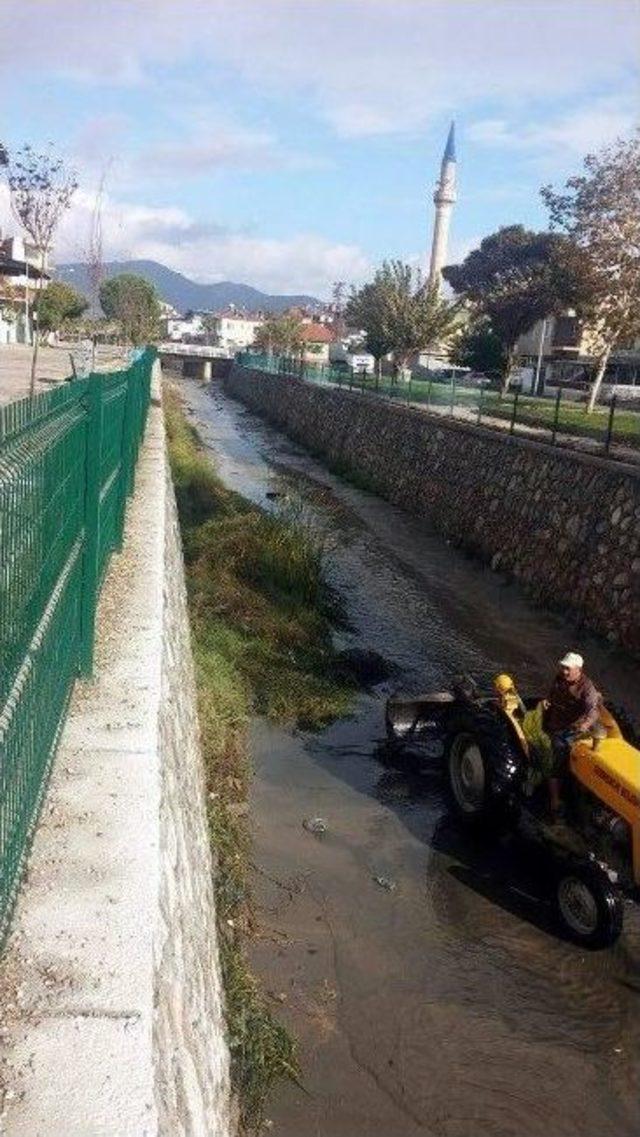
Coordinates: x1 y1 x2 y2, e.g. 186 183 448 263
254 312 304 354
345 277 393 373
99 273 160 345
443 225 571 391
542 132 640 412
200 312 220 344
37 280 88 334
450 317 508 379
347 260 461 377
3 144 77 394
85 168 110 368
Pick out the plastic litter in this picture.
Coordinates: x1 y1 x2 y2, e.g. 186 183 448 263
302 817 327 835
373 875 397 891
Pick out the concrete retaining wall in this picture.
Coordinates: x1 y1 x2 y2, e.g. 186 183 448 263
154 461 231 1136
226 365 640 655
0 384 231 1135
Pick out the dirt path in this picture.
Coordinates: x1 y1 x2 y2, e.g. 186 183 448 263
179 374 640 1137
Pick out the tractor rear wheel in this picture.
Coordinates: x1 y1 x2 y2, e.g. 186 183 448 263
445 710 523 828
447 731 489 816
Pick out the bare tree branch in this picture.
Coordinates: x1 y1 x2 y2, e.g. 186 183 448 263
4 144 77 395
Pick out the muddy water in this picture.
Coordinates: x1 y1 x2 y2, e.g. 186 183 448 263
178 376 640 1137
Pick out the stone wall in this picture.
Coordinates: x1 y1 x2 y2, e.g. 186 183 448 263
154 462 231 1137
226 365 640 655
0 384 231 1136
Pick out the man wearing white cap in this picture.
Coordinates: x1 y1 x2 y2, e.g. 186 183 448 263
543 652 601 818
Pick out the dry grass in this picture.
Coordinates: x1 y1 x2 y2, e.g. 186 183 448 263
164 385 353 1131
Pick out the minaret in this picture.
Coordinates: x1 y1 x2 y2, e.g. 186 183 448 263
428 121 457 289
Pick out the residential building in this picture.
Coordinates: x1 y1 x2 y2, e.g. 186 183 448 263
159 300 180 320
0 232 50 345
164 311 206 342
517 314 584 361
215 311 264 353
517 316 640 392
299 322 334 364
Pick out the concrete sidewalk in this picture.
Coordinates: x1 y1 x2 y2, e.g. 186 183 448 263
0 376 231 1136
0 344 128 405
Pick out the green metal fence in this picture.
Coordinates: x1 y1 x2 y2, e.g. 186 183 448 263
0 347 155 940
237 351 640 461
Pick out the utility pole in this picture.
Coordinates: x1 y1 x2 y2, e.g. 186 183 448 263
24 254 30 345
332 280 346 341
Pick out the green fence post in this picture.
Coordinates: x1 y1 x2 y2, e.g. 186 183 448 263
427 376 433 407
604 394 617 454
510 387 520 435
78 373 103 677
449 373 456 417
115 361 138 550
477 382 484 424
551 387 562 446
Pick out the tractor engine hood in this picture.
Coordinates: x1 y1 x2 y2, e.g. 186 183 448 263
571 737 640 820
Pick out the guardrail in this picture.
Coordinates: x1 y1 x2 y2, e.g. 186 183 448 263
0 347 155 941
236 351 640 462
158 342 230 358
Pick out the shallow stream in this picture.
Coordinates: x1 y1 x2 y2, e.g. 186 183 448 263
178 375 640 1137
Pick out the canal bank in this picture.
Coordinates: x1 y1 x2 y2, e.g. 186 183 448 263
176 373 640 1137
226 364 640 658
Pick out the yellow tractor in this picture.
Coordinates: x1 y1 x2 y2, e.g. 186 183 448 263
386 675 640 948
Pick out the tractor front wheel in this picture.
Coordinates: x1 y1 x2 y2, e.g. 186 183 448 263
554 861 624 949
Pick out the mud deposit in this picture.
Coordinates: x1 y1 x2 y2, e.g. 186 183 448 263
177 375 640 1137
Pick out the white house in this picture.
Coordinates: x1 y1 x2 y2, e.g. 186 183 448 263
0 232 50 345
162 308 264 349
215 311 264 353
164 312 206 341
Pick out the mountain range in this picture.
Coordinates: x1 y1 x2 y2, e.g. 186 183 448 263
57 259 322 315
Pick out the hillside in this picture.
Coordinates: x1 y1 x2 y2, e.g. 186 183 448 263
56 260 321 315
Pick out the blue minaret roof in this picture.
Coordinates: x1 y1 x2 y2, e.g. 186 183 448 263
443 120 456 163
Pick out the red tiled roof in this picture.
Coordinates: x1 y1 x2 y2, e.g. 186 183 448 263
299 323 334 343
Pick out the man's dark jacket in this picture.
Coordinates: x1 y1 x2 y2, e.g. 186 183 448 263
544 672 601 734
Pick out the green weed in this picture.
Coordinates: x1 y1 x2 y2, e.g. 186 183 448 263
164 385 353 1131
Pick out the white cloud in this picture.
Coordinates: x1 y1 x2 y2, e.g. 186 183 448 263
468 94 639 156
1 0 636 292
0 1 637 138
143 231 372 296
142 128 280 175
0 184 371 296
74 114 131 167
138 121 327 177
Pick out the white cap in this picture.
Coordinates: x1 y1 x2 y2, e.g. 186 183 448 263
559 651 584 669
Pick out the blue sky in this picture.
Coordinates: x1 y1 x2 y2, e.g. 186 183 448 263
1 0 638 297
